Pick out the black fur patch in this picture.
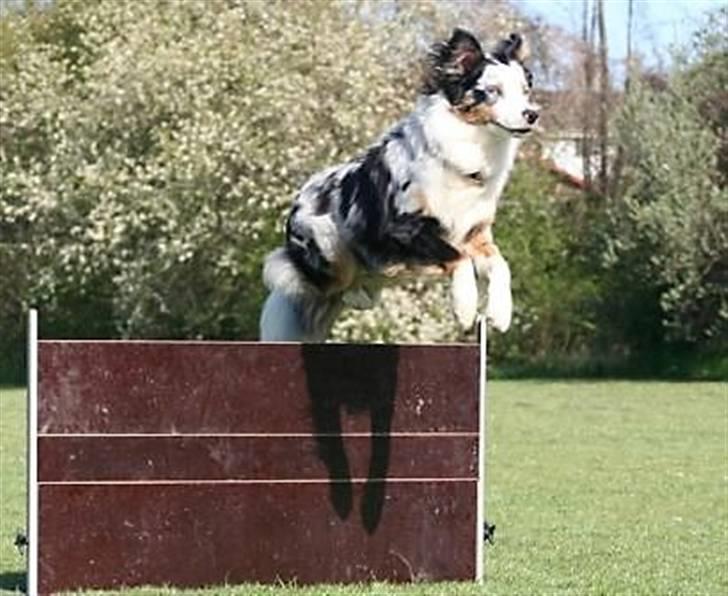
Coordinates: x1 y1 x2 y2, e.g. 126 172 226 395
314 172 338 215
340 144 460 270
381 211 461 265
388 126 406 141
285 209 335 289
493 33 523 64
422 28 486 105
340 145 391 249
492 34 532 87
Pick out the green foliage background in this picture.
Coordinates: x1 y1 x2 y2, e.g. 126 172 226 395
1 0 726 381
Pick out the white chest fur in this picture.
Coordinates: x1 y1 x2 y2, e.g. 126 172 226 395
418 98 520 242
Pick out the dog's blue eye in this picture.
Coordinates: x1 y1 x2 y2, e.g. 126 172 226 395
473 86 500 104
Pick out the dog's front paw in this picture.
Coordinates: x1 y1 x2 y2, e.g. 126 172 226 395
451 259 479 329
486 288 512 332
486 259 512 332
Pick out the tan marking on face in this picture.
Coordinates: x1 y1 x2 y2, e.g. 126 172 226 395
452 102 495 126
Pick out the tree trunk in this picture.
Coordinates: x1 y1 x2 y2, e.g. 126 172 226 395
581 0 598 189
596 0 610 195
625 0 634 93
611 0 633 198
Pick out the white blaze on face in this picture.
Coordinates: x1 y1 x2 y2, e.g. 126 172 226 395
477 61 535 130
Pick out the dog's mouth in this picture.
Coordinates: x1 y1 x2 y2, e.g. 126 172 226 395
490 120 533 136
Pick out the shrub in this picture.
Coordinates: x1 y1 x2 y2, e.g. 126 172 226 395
0 0 414 347
605 80 727 347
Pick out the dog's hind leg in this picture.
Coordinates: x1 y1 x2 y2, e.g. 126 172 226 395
260 290 307 341
260 245 345 342
260 290 343 342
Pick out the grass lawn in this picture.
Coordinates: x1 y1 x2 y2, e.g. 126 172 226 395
1 381 726 595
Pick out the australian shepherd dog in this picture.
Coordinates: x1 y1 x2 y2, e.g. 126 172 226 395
260 29 538 341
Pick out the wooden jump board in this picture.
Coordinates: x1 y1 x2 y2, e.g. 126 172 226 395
30 338 484 593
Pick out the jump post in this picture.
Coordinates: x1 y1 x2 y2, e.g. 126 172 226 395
26 309 488 594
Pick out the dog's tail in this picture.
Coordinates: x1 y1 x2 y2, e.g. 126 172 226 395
260 248 342 342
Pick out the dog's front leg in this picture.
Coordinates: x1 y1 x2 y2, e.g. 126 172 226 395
462 224 512 333
473 251 512 333
451 258 479 330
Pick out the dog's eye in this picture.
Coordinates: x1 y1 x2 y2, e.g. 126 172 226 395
473 86 500 104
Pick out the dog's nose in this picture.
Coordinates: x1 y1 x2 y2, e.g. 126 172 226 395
523 109 539 125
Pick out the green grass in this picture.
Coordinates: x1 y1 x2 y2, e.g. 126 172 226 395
1 381 726 595
0 387 26 594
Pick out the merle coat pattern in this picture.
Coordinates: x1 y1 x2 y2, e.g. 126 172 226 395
260 29 538 341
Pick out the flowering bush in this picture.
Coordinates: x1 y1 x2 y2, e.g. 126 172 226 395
2 0 536 346
1 0 418 341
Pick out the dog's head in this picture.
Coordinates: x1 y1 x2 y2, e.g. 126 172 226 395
423 29 539 136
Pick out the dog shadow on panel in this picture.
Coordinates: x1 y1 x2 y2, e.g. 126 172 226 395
301 344 398 534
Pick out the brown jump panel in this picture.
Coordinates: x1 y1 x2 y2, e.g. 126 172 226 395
38 435 478 481
39 481 477 593
35 340 483 592
38 342 478 434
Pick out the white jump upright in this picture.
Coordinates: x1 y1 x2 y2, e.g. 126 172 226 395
27 308 39 596
476 315 488 583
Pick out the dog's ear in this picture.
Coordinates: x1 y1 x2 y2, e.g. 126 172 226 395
444 28 485 76
493 33 529 64
423 28 485 102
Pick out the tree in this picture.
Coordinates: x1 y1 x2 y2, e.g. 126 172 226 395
595 0 609 195
604 42 727 348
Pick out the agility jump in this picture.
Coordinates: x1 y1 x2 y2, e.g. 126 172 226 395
26 310 488 594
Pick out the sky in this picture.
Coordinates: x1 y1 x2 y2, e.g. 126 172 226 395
513 0 724 70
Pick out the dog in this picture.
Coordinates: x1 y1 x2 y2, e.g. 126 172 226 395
260 29 538 342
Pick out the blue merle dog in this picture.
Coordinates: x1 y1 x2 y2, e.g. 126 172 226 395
260 29 538 341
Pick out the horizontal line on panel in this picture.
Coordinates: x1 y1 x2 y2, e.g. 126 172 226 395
39 477 477 486
38 432 478 439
